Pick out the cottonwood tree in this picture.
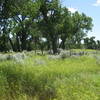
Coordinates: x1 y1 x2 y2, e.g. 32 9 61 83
70 12 93 48
84 37 96 49
59 7 72 49
0 0 94 53
39 0 62 54
0 0 40 51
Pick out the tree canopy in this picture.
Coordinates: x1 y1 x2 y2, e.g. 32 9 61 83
0 0 95 53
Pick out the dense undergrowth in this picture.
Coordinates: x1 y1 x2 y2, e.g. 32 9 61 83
0 50 100 100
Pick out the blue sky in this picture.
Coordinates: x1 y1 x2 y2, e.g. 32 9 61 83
61 0 100 40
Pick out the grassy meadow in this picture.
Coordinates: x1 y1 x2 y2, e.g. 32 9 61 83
0 50 100 100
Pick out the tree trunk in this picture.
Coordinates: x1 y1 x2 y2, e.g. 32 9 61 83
21 32 27 51
16 35 21 51
52 37 58 54
61 39 66 49
8 38 15 51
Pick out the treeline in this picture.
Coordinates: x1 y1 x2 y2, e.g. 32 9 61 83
0 0 98 54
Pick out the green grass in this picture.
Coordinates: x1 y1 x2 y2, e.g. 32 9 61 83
0 54 100 100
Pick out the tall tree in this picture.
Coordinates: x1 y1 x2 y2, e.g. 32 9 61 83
0 0 40 51
39 0 62 54
59 7 72 49
70 12 93 48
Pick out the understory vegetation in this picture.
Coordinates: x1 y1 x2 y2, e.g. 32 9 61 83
0 50 100 100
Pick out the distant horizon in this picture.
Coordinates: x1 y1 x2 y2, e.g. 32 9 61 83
61 0 100 40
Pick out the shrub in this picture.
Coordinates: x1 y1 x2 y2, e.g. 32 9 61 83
34 59 46 65
0 54 8 61
48 55 60 60
59 50 71 59
0 53 26 65
94 55 100 65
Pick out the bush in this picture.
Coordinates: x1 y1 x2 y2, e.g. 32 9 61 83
0 54 8 61
34 59 46 65
0 53 26 64
48 55 60 60
94 55 100 65
59 50 71 59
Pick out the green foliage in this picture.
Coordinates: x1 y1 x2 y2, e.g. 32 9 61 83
0 52 100 100
0 0 94 53
84 37 99 49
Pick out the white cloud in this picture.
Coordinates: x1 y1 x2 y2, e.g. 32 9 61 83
93 0 100 6
68 7 78 13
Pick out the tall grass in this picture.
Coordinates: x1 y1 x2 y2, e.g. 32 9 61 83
0 53 100 100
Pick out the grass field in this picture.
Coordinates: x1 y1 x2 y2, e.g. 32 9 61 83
0 51 100 100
